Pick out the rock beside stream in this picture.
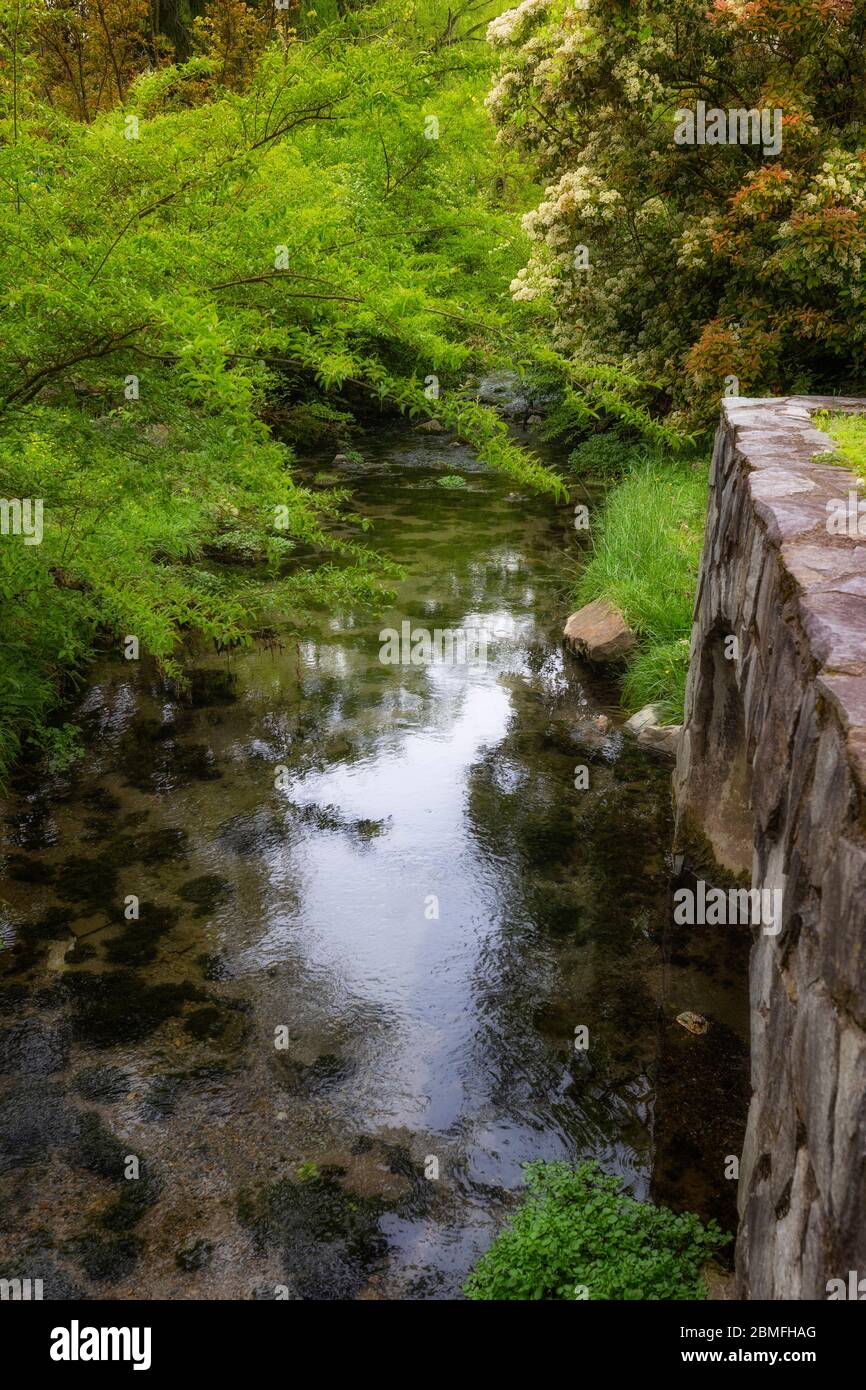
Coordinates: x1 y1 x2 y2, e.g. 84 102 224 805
563 600 636 663
624 704 682 758
623 704 663 735
636 723 681 757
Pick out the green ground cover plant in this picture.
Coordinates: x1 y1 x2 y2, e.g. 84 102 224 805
464 1159 727 1300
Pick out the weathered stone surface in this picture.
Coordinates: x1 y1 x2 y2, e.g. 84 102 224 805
624 703 663 734
636 723 681 757
784 543 866 590
800 591 866 670
674 395 866 1300
563 599 636 663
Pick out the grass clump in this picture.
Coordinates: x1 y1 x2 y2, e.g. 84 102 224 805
464 1160 727 1301
622 636 693 721
575 455 708 722
814 412 866 481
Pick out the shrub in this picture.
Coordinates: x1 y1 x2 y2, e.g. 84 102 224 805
464 1159 727 1300
568 432 645 480
487 0 866 430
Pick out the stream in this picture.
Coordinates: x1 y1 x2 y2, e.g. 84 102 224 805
0 422 749 1300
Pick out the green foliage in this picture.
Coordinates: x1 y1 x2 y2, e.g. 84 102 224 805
127 57 221 117
622 636 693 726
437 473 468 488
464 1160 727 1301
439 397 564 496
0 0 561 784
575 454 708 721
529 346 691 452
568 433 643 481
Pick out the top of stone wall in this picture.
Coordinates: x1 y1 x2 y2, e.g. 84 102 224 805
719 394 866 786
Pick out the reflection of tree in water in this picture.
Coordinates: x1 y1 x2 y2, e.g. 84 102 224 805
462 666 674 1168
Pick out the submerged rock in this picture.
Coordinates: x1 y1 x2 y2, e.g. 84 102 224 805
73 1066 132 1104
237 1166 390 1300
176 1239 213 1272
563 600 637 663
0 1020 69 1076
676 1011 709 1035
64 941 97 965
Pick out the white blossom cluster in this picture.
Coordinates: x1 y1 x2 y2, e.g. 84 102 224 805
486 0 550 47
803 150 866 211
677 216 719 272
484 0 866 421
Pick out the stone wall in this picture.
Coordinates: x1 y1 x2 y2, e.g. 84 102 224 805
673 396 866 1300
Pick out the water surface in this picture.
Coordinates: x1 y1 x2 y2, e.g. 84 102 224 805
0 427 748 1299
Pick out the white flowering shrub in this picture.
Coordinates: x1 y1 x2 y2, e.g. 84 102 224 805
485 0 866 430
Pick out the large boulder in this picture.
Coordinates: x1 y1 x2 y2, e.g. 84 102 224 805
563 600 636 663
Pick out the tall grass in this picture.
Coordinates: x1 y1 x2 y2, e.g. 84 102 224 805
575 454 708 721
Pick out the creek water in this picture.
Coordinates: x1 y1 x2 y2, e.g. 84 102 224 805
0 425 748 1299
